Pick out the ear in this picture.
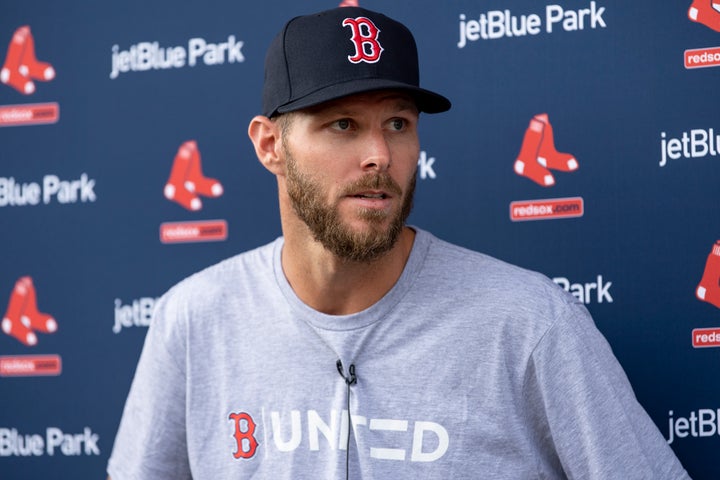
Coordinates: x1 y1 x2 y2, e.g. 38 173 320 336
248 115 284 176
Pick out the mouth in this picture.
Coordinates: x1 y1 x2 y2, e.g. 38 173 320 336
344 190 395 215
351 191 390 200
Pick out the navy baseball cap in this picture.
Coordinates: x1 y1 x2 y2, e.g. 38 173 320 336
262 6 451 117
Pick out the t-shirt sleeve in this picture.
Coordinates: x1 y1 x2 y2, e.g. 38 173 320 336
107 290 192 480
523 301 690 480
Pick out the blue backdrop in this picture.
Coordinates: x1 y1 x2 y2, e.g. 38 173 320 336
1 0 719 478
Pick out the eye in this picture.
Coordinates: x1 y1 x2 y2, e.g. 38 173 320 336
389 118 406 131
332 118 352 131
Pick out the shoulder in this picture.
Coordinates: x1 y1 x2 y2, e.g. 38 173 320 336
421 230 569 298
177 238 275 290
154 238 280 322
416 229 584 330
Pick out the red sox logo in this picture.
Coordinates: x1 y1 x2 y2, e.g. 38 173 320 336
342 16 383 64
2 276 57 346
164 140 223 211
229 411 259 459
697 240 720 309
1 26 55 95
514 113 578 187
688 0 720 32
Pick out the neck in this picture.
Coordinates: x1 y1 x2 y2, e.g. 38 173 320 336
281 222 416 316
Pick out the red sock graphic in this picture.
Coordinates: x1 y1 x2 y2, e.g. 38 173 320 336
2 277 57 346
0 26 55 95
534 114 578 172
184 141 223 198
697 241 720 308
164 141 223 211
1 27 35 94
164 141 202 211
688 0 720 32
514 117 555 187
17 26 56 82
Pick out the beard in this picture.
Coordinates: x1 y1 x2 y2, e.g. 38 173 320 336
284 146 416 263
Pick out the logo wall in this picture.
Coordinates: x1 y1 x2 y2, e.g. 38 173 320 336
160 140 228 244
1 277 61 377
510 113 584 221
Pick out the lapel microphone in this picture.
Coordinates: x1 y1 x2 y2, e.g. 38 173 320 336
336 359 356 479
336 359 357 385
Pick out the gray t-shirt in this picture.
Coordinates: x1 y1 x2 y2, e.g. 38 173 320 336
107 228 689 479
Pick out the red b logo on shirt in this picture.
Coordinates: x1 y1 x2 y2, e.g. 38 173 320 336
229 412 259 459
342 17 383 64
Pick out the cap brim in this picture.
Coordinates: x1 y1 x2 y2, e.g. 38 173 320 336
275 78 451 115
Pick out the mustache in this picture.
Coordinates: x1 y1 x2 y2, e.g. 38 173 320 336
340 173 404 197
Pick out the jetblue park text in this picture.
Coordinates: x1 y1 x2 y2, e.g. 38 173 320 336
110 35 244 79
458 1 606 47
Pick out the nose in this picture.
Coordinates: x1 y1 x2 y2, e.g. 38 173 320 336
360 129 391 172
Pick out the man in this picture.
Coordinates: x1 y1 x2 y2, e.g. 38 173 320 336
108 6 690 479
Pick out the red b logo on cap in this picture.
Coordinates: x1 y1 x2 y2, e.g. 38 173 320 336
342 17 383 64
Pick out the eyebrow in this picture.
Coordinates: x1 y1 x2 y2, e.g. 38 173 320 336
389 96 420 113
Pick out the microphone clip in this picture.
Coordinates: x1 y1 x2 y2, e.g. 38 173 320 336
336 359 357 386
